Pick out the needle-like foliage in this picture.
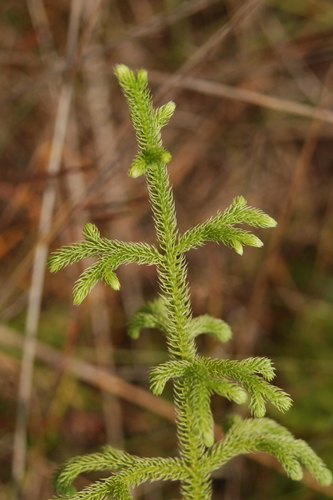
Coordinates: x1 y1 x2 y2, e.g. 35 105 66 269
48 65 332 500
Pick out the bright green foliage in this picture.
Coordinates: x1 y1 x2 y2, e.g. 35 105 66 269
48 66 332 499
53 450 186 499
113 64 174 177
128 297 169 338
176 195 276 256
128 298 233 343
49 222 160 305
208 415 332 485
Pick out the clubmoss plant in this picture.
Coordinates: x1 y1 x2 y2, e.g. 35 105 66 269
48 65 332 500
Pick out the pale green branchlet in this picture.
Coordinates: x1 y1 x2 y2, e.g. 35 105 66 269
48 65 332 500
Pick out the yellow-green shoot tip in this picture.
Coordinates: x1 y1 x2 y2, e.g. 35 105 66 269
114 64 130 78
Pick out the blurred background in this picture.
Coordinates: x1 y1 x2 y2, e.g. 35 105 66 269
1 0 333 499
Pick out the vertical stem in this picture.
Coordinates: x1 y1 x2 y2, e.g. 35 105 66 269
145 162 210 500
115 65 211 499
145 163 195 361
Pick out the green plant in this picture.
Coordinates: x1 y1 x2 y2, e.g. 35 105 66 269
48 65 332 500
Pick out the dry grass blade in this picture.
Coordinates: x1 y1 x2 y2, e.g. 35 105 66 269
11 0 80 496
65 27 125 443
0 324 175 422
12 82 73 498
150 71 333 125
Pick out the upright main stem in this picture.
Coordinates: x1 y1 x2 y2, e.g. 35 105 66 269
145 162 211 500
145 162 194 360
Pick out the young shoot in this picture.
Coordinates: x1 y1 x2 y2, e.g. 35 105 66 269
48 65 332 500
